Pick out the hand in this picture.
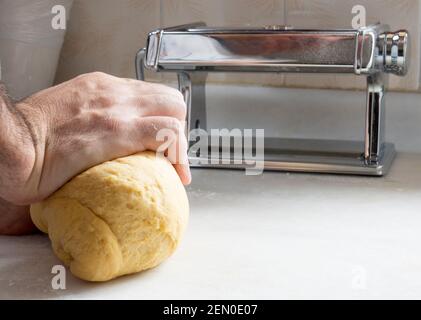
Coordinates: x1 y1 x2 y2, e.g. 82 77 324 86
4 72 191 205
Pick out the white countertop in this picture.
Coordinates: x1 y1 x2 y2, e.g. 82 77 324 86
1 153 421 300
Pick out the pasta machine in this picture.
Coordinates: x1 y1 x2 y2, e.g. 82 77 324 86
136 23 409 176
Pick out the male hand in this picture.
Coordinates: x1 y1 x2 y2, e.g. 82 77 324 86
2 72 190 207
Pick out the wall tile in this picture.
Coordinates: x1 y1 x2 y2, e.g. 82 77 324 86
55 0 160 83
161 0 284 27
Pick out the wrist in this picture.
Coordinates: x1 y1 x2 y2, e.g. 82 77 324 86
0 94 46 204
11 101 48 203
0 197 36 235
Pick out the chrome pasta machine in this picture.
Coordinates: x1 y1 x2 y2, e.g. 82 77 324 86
136 23 409 176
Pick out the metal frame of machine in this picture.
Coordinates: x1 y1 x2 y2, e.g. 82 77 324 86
136 22 409 176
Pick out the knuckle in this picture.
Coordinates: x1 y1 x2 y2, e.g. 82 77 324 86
78 72 111 90
156 94 187 118
90 71 109 80
173 89 185 100
138 118 159 137
176 99 187 117
165 85 182 96
170 93 187 116
153 94 169 107
164 118 182 133
136 95 144 107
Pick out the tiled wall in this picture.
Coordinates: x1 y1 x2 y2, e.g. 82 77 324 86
55 0 421 91
55 0 160 83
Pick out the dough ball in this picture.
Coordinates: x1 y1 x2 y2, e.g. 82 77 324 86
30 152 189 282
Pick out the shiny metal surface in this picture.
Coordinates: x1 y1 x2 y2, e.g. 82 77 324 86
178 72 207 135
384 30 409 75
188 138 396 176
136 23 410 176
365 73 386 162
135 48 146 80
142 23 407 76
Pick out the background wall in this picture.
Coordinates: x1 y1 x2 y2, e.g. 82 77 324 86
55 0 421 92
0 0 73 99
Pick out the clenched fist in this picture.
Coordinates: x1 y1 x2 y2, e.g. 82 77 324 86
0 72 191 234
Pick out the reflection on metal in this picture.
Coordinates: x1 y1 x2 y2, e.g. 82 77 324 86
136 23 409 176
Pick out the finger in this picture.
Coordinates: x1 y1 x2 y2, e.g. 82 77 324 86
174 163 191 186
135 94 186 121
134 116 181 150
124 78 184 99
173 136 191 185
166 128 191 185
132 117 190 184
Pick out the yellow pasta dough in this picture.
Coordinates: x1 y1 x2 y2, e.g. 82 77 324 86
30 152 189 282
